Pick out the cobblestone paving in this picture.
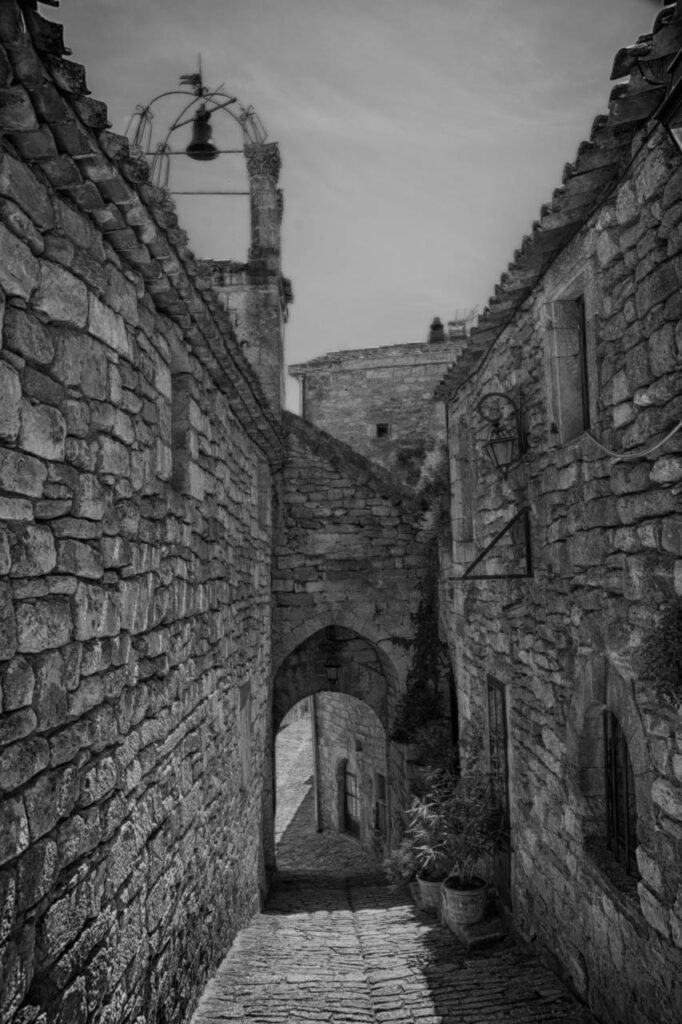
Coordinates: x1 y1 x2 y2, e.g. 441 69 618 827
192 722 595 1024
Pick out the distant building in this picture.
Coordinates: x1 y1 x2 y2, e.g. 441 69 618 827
289 318 467 485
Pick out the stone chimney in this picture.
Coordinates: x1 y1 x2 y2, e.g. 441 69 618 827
428 317 446 344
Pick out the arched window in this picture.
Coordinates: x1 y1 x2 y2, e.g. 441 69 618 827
603 710 638 877
579 706 640 887
338 758 360 838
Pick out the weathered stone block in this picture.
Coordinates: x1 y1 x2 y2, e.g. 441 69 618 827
24 766 79 840
52 330 109 401
638 882 671 938
0 197 44 256
0 737 50 791
0 796 29 867
0 580 17 659
87 295 131 358
652 778 682 821
636 845 664 894
0 362 21 443
0 496 34 522
98 436 130 478
0 445 47 497
56 808 101 866
16 838 59 912
16 596 72 653
74 583 121 641
0 224 39 299
2 656 35 711
79 756 117 807
0 151 53 230
56 539 103 580
635 262 679 319
33 649 68 731
33 262 88 327
72 473 106 520
9 525 57 577
67 672 105 719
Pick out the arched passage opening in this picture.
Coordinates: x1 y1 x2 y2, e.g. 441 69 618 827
270 625 408 877
274 693 388 875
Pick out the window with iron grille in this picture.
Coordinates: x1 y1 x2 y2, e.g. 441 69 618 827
603 710 638 878
374 772 388 835
487 677 510 832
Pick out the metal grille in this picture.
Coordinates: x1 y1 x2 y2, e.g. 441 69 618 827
487 678 510 832
343 762 360 838
603 711 638 877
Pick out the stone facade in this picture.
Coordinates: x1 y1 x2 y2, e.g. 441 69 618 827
289 321 466 485
271 412 431 849
0 5 282 1023
313 691 387 856
438 8 682 1022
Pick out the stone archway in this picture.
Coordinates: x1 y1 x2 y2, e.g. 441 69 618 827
267 626 408 872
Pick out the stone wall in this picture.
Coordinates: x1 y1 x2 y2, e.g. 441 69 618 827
440 22 682 1023
314 692 387 857
0 5 281 1023
289 335 461 485
272 412 431 849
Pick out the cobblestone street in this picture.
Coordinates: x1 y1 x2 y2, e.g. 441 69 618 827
191 720 595 1024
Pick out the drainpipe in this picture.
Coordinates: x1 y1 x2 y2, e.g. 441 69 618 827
310 694 322 831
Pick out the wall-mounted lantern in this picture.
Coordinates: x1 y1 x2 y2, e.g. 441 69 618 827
477 392 526 476
323 625 343 689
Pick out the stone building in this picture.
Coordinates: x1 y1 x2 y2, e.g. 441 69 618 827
0 4 428 1022
289 318 466 485
4 3 682 1024
437 6 682 1023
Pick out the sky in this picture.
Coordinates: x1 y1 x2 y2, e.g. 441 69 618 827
56 0 663 411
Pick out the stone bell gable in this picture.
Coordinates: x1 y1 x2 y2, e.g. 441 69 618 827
0 3 283 1021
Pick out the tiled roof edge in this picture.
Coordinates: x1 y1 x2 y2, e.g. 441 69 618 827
434 2 682 403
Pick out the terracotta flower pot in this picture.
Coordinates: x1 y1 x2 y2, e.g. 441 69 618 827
416 874 444 913
441 875 487 929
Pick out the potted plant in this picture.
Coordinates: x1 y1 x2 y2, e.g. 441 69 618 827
383 770 454 912
440 772 504 930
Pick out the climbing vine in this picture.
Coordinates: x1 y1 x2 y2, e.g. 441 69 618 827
391 443 454 751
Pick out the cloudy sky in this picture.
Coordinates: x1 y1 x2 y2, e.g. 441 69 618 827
57 0 661 410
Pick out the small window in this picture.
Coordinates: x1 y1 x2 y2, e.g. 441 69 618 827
239 684 252 791
171 372 192 492
376 423 390 438
487 678 510 832
603 711 638 878
545 296 591 443
374 772 388 835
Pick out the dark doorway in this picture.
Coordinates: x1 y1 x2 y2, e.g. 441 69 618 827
341 759 361 838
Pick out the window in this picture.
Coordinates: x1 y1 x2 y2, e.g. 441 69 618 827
603 711 638 878
487 678 510 831
579 704 641 890
171 372 192 492
239 684 252 791
376 422 390 438
545 296 592 443
340 759 360 838
374 772 388 835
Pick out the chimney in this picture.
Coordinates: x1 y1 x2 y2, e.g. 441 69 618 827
428 316 446 344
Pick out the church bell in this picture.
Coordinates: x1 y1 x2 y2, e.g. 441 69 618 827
186 106 219 161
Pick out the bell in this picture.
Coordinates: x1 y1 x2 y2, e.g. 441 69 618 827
186 107 219 161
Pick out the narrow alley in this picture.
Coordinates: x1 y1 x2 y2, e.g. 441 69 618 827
190 719 595 1024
